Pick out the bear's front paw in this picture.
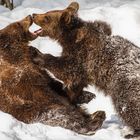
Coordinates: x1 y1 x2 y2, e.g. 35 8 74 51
76 91 96 104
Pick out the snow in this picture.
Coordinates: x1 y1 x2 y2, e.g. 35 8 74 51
0 0 140 140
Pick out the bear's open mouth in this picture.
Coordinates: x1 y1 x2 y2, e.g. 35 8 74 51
22 15 39 38
31 31 38 36
34 28 43 34
28 28 38 39
27 17 39 38
34 28 46 37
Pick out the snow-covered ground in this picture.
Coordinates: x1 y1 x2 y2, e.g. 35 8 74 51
0 0 140 140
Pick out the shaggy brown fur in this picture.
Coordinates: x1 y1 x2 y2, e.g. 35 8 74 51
0 15 106 135
33 2 140 138
32 3 111 103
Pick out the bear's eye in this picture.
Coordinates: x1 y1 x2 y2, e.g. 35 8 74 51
44 16 51 23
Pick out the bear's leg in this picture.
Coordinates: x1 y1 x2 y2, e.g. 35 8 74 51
74 110 106 135
67 85 96 104
40 104 106 135
84 111 106 135
48 77 67 97
48 77 95 104
31 51 96 104
112 90 140 139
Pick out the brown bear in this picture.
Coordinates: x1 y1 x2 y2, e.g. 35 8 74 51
0 15 106 135
32 2 140 138
32 4 112 104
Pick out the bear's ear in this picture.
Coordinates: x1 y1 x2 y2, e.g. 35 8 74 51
66 2 79 13
61 11 72 25
61 2 79 24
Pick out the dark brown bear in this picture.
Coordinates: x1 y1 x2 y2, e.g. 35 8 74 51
0 15 106 135
33 2 140 138
32 3 112 103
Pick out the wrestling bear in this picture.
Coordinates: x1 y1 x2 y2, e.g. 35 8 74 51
0 15 105 135
32 3 112 103
33 2 140 138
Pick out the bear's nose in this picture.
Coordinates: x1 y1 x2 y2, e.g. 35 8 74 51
32 14 37 19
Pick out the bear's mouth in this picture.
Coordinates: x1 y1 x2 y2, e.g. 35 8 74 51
27 16 39 39
31 31 38 37
28 29 38 40
34 28 43 35
34 28 46 37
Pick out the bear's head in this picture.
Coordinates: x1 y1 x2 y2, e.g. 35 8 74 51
0 15 37 44
0 16 39 64
32 2 79 39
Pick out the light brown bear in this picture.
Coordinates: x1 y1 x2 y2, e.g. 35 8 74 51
0 15 105 135
32 2 140 138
